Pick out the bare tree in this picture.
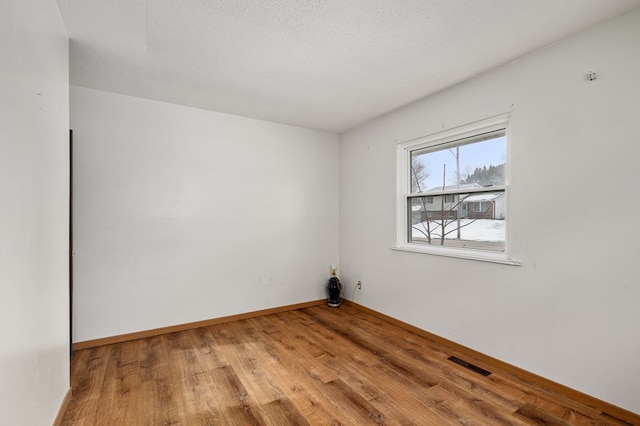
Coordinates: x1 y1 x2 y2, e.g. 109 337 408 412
410 157 432 243
411 163 493 246
410 157 429 192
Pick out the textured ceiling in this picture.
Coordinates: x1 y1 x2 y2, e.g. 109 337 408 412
56 0 640 133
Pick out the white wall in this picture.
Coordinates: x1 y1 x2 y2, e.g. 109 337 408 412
0 0 70 425
339 9 640 413
71 86 339 342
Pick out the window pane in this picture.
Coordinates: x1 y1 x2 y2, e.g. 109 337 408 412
408 191 505 252
410 131 505 193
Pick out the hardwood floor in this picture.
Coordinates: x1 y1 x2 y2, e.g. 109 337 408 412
62 305 636 425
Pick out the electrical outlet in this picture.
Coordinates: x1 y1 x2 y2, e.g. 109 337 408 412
357 280 362 290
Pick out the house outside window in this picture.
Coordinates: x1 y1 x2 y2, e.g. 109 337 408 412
396 114 518 264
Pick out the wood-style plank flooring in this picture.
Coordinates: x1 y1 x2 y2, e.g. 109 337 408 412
62 305 633 425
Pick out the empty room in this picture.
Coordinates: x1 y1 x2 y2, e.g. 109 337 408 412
2 0 640 424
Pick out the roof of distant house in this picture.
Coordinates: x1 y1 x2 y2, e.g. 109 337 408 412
463 192 504 202
424 183 482 193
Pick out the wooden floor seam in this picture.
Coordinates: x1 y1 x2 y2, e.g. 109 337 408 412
62 304 639 425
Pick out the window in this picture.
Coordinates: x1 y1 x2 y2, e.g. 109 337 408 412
396 114 518 264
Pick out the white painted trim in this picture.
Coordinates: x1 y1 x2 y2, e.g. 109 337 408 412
396 141 410 246
391 244 522 266
395 113 516 264
398 113 511 150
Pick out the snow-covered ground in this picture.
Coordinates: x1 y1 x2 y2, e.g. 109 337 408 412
412 219 505 242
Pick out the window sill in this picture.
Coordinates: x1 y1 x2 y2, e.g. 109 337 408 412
391 244 522 266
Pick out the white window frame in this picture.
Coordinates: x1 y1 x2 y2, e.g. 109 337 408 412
394 113 520 265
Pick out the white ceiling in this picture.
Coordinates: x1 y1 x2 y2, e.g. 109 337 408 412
56 0 640 133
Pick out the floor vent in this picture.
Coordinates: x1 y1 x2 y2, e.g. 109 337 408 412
447 356 492 376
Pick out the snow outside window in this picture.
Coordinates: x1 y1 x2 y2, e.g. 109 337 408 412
396 114 518 265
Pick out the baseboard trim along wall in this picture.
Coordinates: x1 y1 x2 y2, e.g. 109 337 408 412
53 387 72 426
71 298 639 423
72 299 326 350
346 301 640 425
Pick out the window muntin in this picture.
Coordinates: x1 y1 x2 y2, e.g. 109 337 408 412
410 130 506 193
409 191 505 252
398 117 511 260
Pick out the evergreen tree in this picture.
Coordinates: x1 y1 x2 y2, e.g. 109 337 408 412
461 163 504 186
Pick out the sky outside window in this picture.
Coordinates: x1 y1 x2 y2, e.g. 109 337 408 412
411 135 505 191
